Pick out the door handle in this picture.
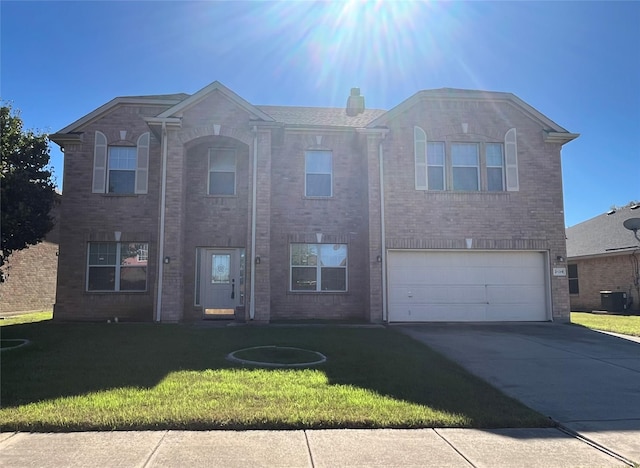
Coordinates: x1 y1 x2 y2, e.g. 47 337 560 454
231 279 235 299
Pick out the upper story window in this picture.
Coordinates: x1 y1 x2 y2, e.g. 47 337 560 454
108 146 137 193
87 242 148 292
209 149 236 196
486 143 505 192
414 126 519 192
305 150 332 197
451 143 479 191
93 131 149 194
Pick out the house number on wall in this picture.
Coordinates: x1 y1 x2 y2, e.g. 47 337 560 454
553 268 567 277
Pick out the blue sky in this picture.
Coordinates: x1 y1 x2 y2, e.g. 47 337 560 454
2 1 638 227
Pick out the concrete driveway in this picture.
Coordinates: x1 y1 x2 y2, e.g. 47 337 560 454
395 323 640 465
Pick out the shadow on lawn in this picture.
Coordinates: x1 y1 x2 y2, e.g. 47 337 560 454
0 321 546 429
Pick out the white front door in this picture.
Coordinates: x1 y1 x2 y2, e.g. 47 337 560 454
202 249 239 318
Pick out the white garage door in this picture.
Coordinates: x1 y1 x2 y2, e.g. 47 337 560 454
387 251 548 322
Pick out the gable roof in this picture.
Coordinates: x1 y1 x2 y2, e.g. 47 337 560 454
257 106 385 128
156 81 275 122
367 88 579 144
52 94 188 135
566 204 640 259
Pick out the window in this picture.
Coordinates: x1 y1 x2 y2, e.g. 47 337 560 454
568 264 579 294
209 149 236 195
290 244 347 291
87 242 148 291
305 150 332 197
452 143 479 191
486 143 505 191
414 127 518 192
93 131 149 194
108 146 137 193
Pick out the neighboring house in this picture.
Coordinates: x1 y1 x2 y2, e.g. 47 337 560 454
49 81 578 323
0 197 60 314
566 203 640 312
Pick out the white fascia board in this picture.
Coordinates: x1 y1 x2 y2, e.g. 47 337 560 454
544 131 581 145
55 97 183 134
568 249 638 261
156 80 275 122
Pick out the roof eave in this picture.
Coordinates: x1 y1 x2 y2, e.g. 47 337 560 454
544 131 580 145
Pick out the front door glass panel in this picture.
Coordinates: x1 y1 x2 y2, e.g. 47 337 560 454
211 254 230 284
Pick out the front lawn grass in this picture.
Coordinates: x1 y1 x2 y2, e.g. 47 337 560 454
0 320 550 431
0 311 52 326
571 312 640 337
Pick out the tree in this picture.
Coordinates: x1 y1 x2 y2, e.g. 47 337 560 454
0 103 57 280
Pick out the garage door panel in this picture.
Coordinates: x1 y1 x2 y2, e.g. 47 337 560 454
388 251 548 322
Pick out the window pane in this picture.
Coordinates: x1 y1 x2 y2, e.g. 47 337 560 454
306 174 331 197
487 167 504 191
292 267 317 290
415 141 426 164
320 244 347 267
210 151 235 171
452 167 479 191
211 254 231 284
427 168 444 190
306 151 332 173
321 268 346 291
120 243 148 266
452 144 478 166
427 142 444 165
88 267 115 290
569 279 579 294
108 170 135 194
109 147 137 170
120 267 147 291
209 172 235 195
291 244 318 266
486 144 504 166
89 243 117 266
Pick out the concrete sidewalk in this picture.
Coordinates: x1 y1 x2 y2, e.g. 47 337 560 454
0 428 630 468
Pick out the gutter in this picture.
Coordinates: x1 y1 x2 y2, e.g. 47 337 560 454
378 133 388 322
249 126 258 320
155 121 168 322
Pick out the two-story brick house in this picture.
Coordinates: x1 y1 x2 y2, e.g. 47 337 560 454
50 81 578 323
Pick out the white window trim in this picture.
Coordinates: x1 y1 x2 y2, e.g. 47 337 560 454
305 150 333 197
86 242 148 292
289 243 348 292
208 148 237 196
505 128 519 191
92 131 149 194
451 143 480 191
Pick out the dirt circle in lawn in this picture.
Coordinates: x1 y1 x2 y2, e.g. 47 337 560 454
226 346 327 368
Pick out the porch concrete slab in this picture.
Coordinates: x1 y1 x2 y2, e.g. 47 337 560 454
564 420 640 465
148 430 312 467
0 431 164 468
305 429 471 468
434 428 627 468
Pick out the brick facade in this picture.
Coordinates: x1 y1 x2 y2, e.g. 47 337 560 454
0 201 59 314
50 82 576 323
569 255 640 312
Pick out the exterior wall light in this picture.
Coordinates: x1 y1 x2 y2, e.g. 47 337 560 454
163 256 170 264
255 256 261 264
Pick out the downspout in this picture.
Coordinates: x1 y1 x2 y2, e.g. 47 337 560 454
155 121 168 322
378 133 388 322
249 126 258 320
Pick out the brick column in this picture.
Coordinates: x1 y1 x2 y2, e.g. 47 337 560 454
158 128 185 322
365 132 384 322
249 128 272 322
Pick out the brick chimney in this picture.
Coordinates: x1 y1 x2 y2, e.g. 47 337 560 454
346 88 365 116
